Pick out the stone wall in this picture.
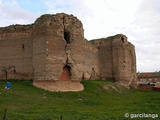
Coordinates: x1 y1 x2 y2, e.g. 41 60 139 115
46 14 85 81
0 13 137 91
32 15 48 81
84 34 137 87
86 37 114 80
0 25 33 80
111 35 137 87
32 14 85 91
32 14 85 81
84 40 99 80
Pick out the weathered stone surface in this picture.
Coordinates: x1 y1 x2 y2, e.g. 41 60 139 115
0 25 33 80
85 34 137 87
0 13 137 91
32 13 85 91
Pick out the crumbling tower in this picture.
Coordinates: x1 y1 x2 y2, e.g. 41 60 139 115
84 34 137 87
111 35 137 87
32 13 85 91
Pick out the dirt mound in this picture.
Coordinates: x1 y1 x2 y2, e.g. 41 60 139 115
33 80 84 92
103 84 120 93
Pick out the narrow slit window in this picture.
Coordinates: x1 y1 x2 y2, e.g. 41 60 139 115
121 36 124 43
22 44 25 50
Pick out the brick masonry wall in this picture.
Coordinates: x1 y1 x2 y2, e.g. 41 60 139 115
0 13 137 89
112 35 137 87
0 25 33 80
85 34 137 87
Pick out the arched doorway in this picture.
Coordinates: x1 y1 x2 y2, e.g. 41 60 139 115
59 65 71 81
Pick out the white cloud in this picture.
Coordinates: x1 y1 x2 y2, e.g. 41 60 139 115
0 0 159 72
78 0 143 39
45 0 160 72
0 0 38 26
122 0 160 72
44 0 143 38
45 0 92 17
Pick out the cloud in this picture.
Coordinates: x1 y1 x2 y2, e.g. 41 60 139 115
123 0 160 72
0 0 159 72
0 0 38 26
44 0 143 39
45 0 91 15
45 0 160 72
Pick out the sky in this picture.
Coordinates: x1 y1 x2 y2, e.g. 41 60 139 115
0 0 160 72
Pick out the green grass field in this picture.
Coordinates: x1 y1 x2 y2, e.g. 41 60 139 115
0 80 160 120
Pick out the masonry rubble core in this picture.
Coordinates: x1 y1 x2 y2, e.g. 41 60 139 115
0 13 137 91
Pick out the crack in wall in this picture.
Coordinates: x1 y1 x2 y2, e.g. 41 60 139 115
63 16 71 68
62 15 83 80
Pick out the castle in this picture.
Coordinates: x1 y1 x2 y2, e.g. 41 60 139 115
0 13 137 91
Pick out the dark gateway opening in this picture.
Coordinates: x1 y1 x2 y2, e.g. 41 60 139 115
59 65 71 80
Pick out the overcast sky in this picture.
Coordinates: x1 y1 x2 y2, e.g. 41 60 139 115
0 0 159 72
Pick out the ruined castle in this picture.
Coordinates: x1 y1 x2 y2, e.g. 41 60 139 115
0 13 137 91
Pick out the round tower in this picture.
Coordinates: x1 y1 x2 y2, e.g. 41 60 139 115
32 13 85 91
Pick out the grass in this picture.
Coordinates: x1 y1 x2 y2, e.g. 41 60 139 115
0 80 160 120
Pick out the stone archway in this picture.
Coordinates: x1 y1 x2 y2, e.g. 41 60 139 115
59 65 71 81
